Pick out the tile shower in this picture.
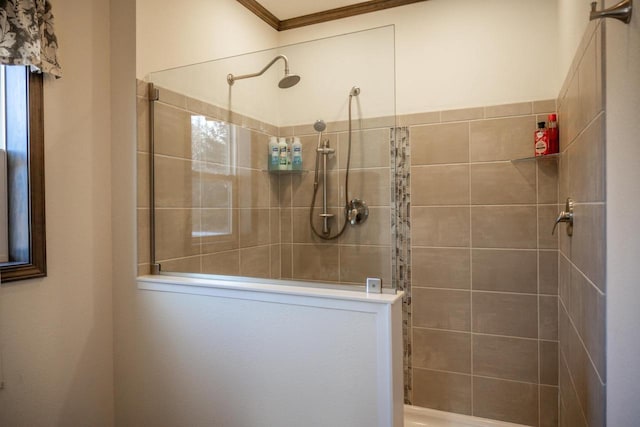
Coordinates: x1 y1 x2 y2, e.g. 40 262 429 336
137 89 559 426
135 22 607 427
402 101 559 427
136 85 393 284
557 20 606 427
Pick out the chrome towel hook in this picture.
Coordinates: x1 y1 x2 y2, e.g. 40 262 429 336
590 0 633 24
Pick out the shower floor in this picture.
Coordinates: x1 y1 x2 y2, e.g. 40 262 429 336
404 405 530 427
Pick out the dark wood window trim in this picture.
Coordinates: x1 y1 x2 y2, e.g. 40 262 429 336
1 70 46 282
237 0 428 31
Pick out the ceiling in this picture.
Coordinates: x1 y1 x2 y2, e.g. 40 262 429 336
258 0 365 20
237 0 428 31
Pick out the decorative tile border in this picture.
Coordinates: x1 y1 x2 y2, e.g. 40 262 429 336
391 126 412 404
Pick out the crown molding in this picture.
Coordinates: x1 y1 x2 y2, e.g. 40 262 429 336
238 0 427 31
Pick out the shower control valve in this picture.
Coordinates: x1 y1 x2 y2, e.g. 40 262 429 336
346 199 369 226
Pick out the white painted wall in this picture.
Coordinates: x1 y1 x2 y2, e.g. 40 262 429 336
150 47 282 126
136 0 279 79
557 0 591 79
110 0 140 424
138 0 560 117
605 1 640 424
137 0 281 126
150 26 395 127
276 26 395 126
0 0 114 424
279 0 559 114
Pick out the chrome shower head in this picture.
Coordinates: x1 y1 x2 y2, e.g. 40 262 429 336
227 54 301 89
350 86 361 97
314 120 326 133
279 73 301 89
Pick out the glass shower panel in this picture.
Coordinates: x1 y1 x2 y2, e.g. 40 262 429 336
148 25 396 288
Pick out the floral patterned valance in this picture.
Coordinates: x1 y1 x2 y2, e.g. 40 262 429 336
0 0 61 77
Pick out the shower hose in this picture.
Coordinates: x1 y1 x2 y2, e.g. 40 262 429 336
309 91 356 240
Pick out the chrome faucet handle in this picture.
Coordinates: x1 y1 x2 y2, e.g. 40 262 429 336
552 198 574 236
346 199 369 226
349 208 359 225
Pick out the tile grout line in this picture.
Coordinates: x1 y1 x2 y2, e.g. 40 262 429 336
559 345 591 425
536 156 542 427
558 297 606 387
413 325 557 342
412 245 557 252
413 366 553 388
559 251 606 297
413 286 544 297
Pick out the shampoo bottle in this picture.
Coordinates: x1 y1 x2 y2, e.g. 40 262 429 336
268 136 279 171
278 137 288 170
534 121 550 157
292 137 302 170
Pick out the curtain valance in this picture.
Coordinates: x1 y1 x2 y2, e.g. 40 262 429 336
0 0 61 77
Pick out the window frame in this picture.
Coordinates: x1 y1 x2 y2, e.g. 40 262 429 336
1 70 46 282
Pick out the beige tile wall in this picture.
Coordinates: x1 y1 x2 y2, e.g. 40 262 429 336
556 20 606 427
279 126 392 285
404 99 559 426
136 84 280 278
136 84 393 287
136 81 593 427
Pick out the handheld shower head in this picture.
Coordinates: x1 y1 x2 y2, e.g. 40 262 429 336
314 120 326 133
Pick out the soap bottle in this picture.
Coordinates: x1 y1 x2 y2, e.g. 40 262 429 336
292 137 302 170
286 138 292 170
268 136 279 171
547 114 559 154
534 121 550 157
278 137 288 170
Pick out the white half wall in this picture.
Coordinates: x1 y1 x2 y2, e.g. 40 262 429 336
119 275 404 427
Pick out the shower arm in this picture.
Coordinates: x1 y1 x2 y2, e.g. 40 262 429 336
227 55 290 85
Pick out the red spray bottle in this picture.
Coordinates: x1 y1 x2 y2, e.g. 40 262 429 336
547 114 559 154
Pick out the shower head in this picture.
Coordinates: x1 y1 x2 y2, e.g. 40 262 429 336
314 120 326 133
227 54 301 89
279 73 301 89
350 86 361 97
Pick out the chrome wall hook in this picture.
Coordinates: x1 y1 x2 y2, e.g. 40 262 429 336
590 0 633 24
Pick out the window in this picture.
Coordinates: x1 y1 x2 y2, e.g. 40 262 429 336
0 65 46 282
